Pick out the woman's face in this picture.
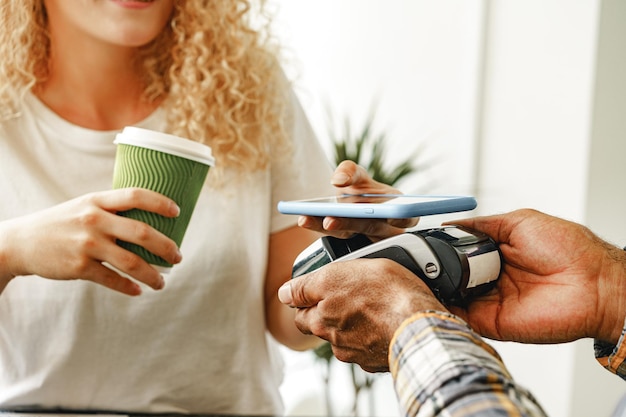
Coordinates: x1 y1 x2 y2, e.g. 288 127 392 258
43 0 175 48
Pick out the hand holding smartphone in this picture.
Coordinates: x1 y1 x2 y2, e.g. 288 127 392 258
277 194 477 219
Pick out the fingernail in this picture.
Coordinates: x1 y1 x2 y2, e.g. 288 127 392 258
172 203 181 217
331 172 350 186
130 283 142 296
278 282 293 305
322 217 337 230
297 216 310 228
156 275 165 290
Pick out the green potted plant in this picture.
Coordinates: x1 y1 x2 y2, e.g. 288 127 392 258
329 110 421 187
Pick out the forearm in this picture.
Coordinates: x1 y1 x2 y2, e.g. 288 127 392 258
0 219 20 295
265 225 325 350
0 273 12 295
389 311 547 417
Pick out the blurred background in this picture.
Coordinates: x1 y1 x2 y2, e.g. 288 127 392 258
266 0 626 416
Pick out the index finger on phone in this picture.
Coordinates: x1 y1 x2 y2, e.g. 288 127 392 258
332 160 379 187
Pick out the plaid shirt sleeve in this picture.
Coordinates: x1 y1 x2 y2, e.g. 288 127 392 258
596 248 626 379
595 315 626 379
388 311 548 417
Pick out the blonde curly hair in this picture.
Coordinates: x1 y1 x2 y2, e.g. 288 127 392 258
0 0 290 175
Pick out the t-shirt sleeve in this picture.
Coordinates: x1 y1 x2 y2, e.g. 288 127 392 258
270 87 335 233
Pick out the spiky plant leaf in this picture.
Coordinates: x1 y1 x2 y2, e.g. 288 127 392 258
328 110 420 187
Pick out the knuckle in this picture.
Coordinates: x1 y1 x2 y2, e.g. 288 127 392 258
79 191 100 205
132 221 153 242
118 251 143 272
294 316 312 335
308 321 328 339
67 256 91 276
75 207 102 227
124 187 144 201
163 240 178 258
294 310 314 334
164 242 180 261
97 271 133 294
332 348 355 364
370 257 398 273
74 231 99 251
119 187 150 207
291 281 309 305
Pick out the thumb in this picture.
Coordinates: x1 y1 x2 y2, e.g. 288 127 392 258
277 281 295 305
277 275 320 308
331 160 361 187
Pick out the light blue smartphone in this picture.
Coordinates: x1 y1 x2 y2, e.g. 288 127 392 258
277 194 477 219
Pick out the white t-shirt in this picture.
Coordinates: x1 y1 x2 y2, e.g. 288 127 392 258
0 92 334 414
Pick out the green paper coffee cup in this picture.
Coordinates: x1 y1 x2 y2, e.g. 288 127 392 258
112 127 215 270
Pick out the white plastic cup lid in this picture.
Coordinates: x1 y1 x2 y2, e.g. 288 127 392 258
114 126 215 166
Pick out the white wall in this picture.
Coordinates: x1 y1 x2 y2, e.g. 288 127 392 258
584 0 626 245
478 1 626 415
573 1 626 416
476 0 598 220
270 1 626 416
271 0 484 196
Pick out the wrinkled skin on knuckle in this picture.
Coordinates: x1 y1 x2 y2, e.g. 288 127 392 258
294 320 311 336
332 348 354 364
74 231 99 252
123 187 145 204
118 250 144 272
291 281 309 306
293 312 313 335
132 221 153 243
75 206 104 228
309 320 331 341
295 274 328 307
79 191 100 206
162 241 180 262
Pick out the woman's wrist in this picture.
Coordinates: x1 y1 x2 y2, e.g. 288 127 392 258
0 220 20 293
